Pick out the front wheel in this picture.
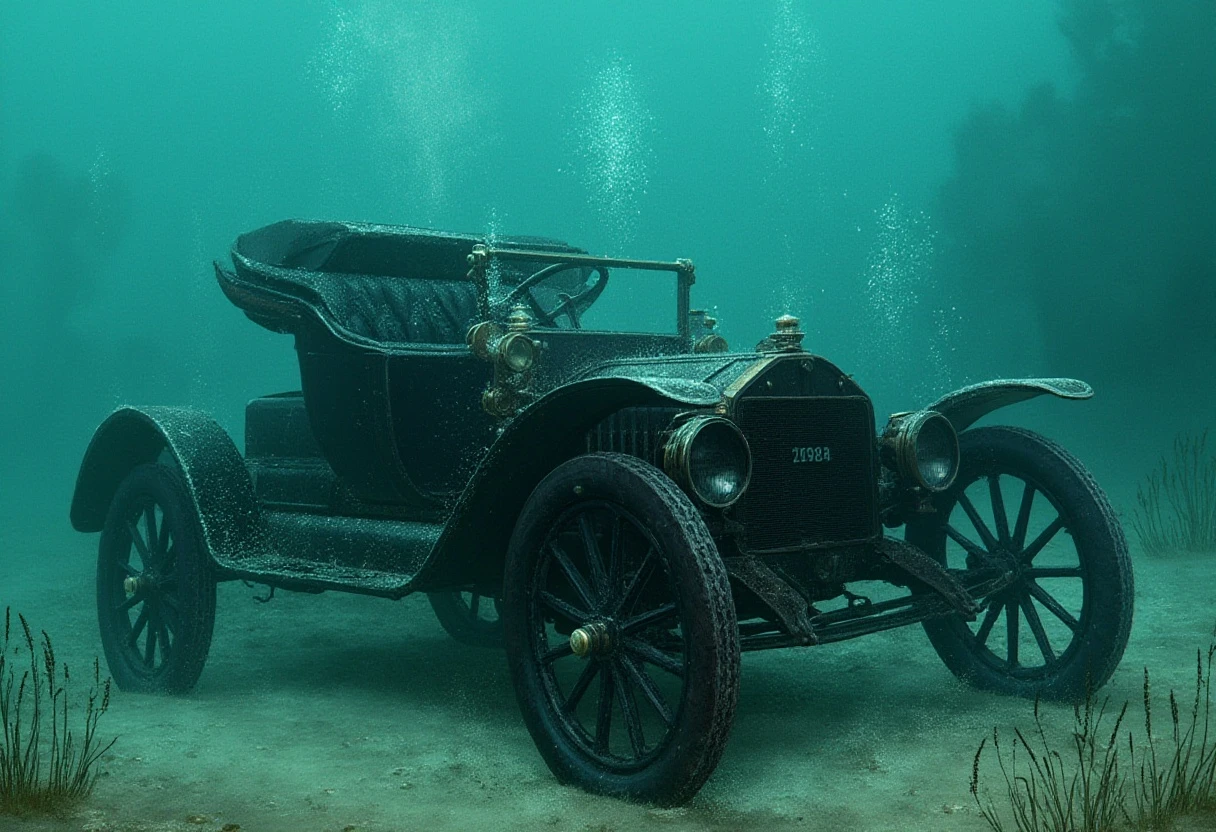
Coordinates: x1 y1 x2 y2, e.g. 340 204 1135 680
503 453 740 806
906 426 1133 701
97 463 216 694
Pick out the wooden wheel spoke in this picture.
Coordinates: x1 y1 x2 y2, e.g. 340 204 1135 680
594 664 615 755
539 591 589 626
158 544 178 572
157 618 172 663
613 547 657 617
129 607 150 645
1006 596 1020 667
1020 596 1056 664
144 616 159 666
144 505 159 558
1021 516 1066 563
988 475 1011 545
542 642 574 665
607 515 623 589
613 664 646 757
549 544 596 612
119 560 140 578
946 524 990 562
158 517 171 557
958 493 1000 552
1012 482 1036 550
564 659 601 713
621 602 678 634
620 654 673 727
160 599 180 635
1026 580 1080 633
115 593 143 614
468 593 481 618
973 600 1002 647
126 519 151 564
579 514 609 603
622 637 684 677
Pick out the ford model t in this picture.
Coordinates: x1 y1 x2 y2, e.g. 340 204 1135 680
70 219 1134 805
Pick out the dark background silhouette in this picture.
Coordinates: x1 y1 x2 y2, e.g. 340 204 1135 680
935 0 1215 403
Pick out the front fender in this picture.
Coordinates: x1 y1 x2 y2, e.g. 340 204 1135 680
70 407 259 562
925 378 1094 433
410 376 717 593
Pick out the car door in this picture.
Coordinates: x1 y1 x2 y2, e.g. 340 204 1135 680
386 347 497 499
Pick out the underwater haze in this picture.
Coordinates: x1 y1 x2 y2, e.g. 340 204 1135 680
2 1 1215 830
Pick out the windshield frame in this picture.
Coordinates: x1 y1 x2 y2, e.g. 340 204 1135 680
467 245 696 347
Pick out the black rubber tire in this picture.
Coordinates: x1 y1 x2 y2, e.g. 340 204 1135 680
428 591 503 648
503 453 740 806
97 463 217 694
906 426 1134 701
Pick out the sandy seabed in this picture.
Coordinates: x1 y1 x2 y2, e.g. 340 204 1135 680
4 512 1216 832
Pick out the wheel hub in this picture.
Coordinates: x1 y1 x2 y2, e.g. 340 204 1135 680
123 570 161 596
569 621 612 657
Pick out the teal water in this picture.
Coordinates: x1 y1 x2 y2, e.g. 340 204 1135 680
1 2 1213 830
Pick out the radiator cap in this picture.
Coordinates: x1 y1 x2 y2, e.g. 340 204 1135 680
770 314 805 352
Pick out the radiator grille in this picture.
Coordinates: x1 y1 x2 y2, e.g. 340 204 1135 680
734 396 877 553
586 407 681 467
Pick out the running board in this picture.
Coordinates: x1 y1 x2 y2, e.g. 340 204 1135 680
215 511 441 598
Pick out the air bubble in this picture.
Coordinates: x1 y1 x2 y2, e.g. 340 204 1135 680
572 52 653 252
862 194 958 401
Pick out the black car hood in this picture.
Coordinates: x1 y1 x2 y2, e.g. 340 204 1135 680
576 353 763 406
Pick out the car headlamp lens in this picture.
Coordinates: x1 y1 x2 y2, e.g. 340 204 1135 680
498 332 536 372
915 417 957 490
664 417 752 508
882 410 959 492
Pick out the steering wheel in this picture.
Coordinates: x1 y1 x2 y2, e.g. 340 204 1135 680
502 262 609 329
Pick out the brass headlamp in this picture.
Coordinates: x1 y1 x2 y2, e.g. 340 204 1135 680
880 410 959 492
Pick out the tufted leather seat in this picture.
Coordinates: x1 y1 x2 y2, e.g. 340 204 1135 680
266 270 478 345
219 219 583 348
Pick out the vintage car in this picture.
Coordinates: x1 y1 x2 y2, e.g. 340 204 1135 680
69 219 1134 805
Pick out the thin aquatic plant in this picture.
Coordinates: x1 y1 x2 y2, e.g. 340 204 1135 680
0 607 116 815
1129 643 1216 828
971 688 1126 832
1131 430 1216 556
971 627 1216 832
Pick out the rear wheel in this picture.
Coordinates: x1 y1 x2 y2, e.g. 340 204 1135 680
503 453 739 806
97 463 216 694
906 426 1133 701
428 590 503 648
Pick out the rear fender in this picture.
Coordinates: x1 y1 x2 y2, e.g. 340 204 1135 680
925 378 1093 433
410 376 719 593
70 407 259 564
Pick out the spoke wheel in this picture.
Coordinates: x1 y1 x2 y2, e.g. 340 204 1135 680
428 590 504 648
907 426 1133 701
504 453 738 806
97 464 216 693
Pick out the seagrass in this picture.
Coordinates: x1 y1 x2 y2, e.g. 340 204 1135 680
0 607 116 815
971 630 1216 832
1128 645 1216 828
971 688 1126 832
1131 430 1216 556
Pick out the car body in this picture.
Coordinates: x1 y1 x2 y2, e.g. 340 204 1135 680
70 219 1134 805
